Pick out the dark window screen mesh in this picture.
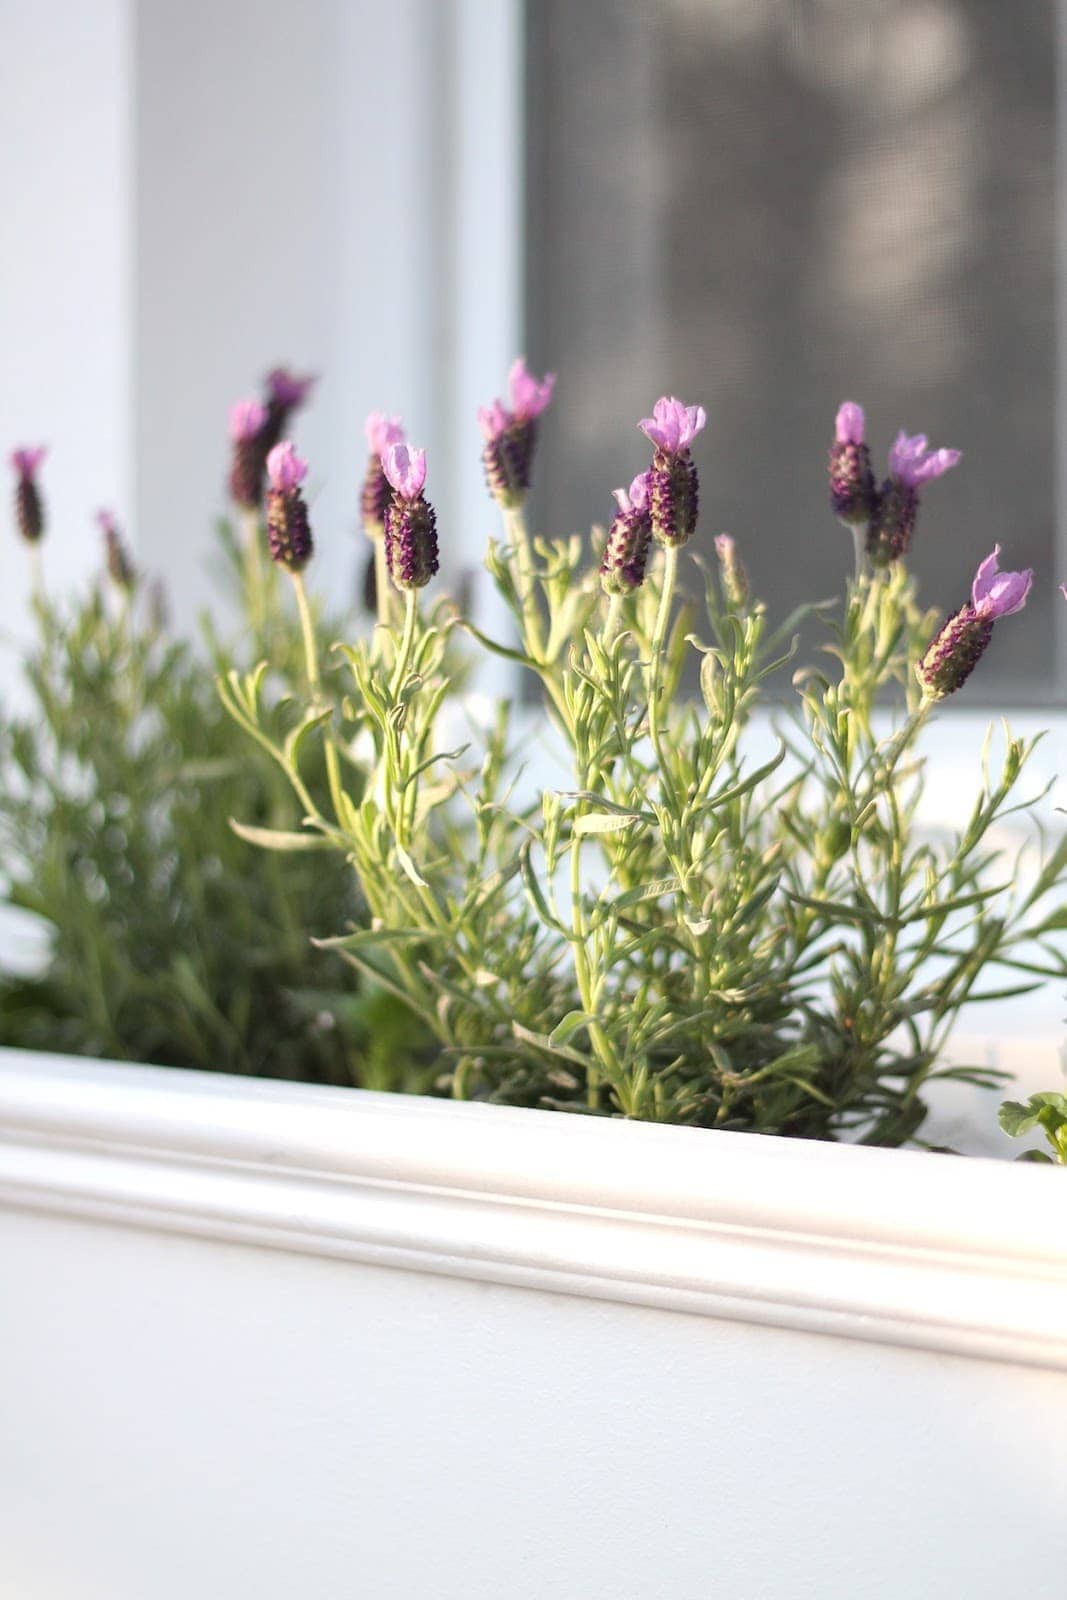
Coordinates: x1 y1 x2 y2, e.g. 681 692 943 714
525 0 1057 701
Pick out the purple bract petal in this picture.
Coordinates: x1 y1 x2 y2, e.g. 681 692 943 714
638 395 707 454
383 441 427 500
95 508 118 536
229 399 267 443
266 440 308 493
508 357 556 422
477 400 511 443
834 402 865 446
10 445 46 478
888 430 962 488
365 411 406 457
613 472 651 514
970 545 1033 619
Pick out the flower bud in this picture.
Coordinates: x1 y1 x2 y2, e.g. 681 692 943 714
361 412 406 540
10 446 47 544
478 358 555 510
868 430 961 567
828 402 877 528
265 442 313 571
916 546 1031 700
600 474 652 595
228 399 269 510
97 510 136 591
638 396 706 547
383 443 439 591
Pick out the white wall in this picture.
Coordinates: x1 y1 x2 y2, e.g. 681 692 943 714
0 0 521 650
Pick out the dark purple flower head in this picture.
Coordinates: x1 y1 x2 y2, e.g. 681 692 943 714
478 359 555 508
264 441 312 571
888 431 962 489
828 401 877 528
916 546 1030 701
601 473 653 596
265 368 316 411
970 545 1032 620
229 399 267 443
10 444 46 543
868 426 962 567
97 509 136 591
638 396 707 455
361 412 407 538
639 396 705 547
508 357 555 422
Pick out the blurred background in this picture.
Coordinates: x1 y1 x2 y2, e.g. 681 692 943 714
0 0 1061 700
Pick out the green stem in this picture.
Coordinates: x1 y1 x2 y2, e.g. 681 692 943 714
242 508 266 638
390 587 419 699
603 591 624 646
648 542 678 778
504 503 544 658
290 569 346 823
373 535 393 632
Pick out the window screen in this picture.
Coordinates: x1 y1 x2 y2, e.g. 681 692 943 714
525 0 1057 701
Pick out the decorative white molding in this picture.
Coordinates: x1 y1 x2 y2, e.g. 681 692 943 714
0 1047 1065 1371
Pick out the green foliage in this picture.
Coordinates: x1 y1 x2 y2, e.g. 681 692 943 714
0 533 433 1087
999 1092 1067 1163
226 505 1067 1141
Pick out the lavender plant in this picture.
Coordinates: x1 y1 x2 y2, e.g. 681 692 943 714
222 370 1067 1142
0 389 433 1089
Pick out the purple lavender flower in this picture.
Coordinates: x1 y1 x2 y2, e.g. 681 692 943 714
361 412 407 540
714 533 751 611
916 546 1032 701
264 441 313 570
383 442 438 590
10 445 47 544
479 358 556 509
638 396 706 547
600 473 653 596
828 401 877 528
228 397 270 510
261 366 316 451
96 508 136 591
868 428 962 567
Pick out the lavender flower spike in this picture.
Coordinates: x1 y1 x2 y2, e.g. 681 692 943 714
97 509 136 591
383 442 438 591
638 395 706 547
828 401 877 528
10 444 47 544
479 359 555 509
361 412 406 539
601 472 653 596
264 441 313 570
868 427 962 567
916 546 1031 701
228 398 269 509
261 366 316 454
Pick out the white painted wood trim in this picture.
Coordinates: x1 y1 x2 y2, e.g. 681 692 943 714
1 1047 1065 1371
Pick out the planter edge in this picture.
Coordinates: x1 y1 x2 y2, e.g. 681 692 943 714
1 1047 1065 1370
